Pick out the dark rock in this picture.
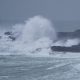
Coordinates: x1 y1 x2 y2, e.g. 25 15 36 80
4 32 12 35
51 45 80 52
9 36 16 41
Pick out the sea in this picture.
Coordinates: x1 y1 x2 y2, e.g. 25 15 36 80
0 16 80 80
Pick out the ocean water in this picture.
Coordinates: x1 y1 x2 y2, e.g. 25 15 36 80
0 16 80 80
0 56 80 80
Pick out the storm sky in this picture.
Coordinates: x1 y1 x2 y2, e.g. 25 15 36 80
0 0 80 31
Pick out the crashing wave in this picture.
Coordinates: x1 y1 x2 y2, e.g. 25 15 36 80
0 15 57 56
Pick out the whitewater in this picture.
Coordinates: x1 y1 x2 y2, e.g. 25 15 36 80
0 16 80 80
0 16 57 56
0 15 80 57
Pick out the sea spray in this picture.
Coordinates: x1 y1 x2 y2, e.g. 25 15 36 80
53 38 80 47
0 16 80 56
10 15 57 55
12 16 56 43
65 39 80 47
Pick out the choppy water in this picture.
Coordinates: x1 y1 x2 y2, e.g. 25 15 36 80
1 16 80 80
0 55 80 80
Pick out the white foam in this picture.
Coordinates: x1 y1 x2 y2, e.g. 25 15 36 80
53 38 80 47
0 15 57 56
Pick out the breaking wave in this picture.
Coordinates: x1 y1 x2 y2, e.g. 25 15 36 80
0 15 80 56
53 38 80 47
0 15 57 56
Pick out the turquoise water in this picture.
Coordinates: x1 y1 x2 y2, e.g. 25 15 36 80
0 55 80 80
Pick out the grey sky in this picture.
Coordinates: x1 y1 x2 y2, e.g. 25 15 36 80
0 0 80 21
0 0 80 32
